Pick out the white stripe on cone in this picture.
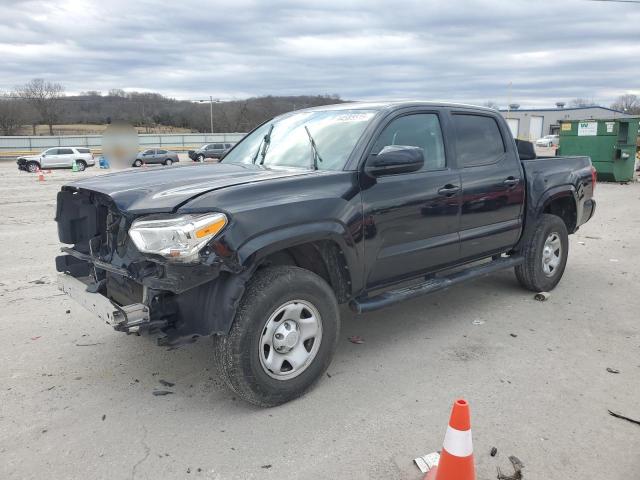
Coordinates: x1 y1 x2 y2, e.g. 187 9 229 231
442 425 473 457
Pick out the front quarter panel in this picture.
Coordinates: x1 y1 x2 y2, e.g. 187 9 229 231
179 170 366 293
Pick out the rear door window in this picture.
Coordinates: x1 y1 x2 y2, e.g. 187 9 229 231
157 149 167 154
213 143 224 150
77 148 91 153
453 114 505 167
58 148 74 155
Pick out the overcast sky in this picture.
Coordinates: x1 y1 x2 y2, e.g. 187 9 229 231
1 0 638 107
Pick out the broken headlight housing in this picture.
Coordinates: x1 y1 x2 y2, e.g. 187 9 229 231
129 213 227 263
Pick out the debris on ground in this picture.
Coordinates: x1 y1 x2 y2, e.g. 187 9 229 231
28 277 48 285
30 336 41 341
497 455 525 480
534 292 550 301
608 410 640 426
606 367 620 374
101 414 106 421
609 259 619 263
490 446 498 457
414 452 440 474
65 310 71 314
348 335 365 344
159 379 175 387
75 342 102 347
472 319 485 325
152 390 174 396
261 465 272 469
510 333 518 338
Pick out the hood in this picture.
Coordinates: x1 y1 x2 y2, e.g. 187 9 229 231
19 154 41 161
64 162 311 214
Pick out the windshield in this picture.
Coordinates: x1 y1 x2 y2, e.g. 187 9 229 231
222 109 376 170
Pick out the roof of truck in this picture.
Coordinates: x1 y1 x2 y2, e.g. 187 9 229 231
298 100 496 113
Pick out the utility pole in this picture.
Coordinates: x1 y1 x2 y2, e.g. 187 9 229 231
209 96 214 134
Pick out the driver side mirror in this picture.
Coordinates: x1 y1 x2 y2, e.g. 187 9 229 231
366 145 424 176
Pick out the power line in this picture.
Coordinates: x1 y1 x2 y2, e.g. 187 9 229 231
584 0 640 4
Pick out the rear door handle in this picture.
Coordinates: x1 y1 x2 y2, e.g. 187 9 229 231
503 177 520 188
437 184 460 196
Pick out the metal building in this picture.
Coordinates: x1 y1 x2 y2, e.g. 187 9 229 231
499 104 633 141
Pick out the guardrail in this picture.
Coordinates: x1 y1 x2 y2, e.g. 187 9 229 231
0 132 246 154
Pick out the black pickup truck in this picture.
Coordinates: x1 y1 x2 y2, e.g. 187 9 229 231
55 102 596 406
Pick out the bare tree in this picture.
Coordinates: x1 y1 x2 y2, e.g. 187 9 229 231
611 94 640 114
568 97 596 108
0 92 25 135
18 79 65 135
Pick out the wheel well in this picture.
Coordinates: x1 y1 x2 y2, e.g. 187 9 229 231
76 159 86 164
259 241 351 303
543 196 576 232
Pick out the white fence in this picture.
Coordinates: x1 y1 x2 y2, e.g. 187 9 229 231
0 133 246 153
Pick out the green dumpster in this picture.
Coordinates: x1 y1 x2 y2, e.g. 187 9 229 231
557 117 639 182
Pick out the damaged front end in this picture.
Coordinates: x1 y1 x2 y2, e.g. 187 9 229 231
55 187 249 347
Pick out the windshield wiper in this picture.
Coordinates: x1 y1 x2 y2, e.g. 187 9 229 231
304 125 324 170
252 124 274 165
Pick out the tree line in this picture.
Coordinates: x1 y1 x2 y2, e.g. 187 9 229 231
0 79 344 136
1 78 639 136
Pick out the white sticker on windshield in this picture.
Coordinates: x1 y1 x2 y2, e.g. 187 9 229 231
334 113 375 122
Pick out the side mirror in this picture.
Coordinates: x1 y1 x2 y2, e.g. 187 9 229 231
515 139 536 160
366 145 424 176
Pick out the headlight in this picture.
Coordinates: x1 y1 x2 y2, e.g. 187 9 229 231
129 213 227 262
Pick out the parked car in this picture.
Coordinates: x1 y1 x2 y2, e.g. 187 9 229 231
55 102 596 407
188 143 233 162
535 135 559 147
17 147 95 172
132 149 179 167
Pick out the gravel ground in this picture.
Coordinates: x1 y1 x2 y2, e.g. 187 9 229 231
0 162 638 480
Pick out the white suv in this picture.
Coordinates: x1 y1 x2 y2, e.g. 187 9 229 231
17 147 96 172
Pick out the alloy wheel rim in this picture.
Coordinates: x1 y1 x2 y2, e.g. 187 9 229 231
259 300 323 380
541 232 562 276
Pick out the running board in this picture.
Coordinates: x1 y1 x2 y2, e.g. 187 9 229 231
349 256 524 314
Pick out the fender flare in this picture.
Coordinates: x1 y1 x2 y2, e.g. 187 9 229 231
237 220 358 274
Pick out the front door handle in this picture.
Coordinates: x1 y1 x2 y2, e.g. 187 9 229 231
503 177 520 188
437 184 460 196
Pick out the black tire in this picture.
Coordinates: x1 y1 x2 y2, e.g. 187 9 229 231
26 161 40 173
133 159 143 167
213 266 340 407
76 160 86 171
164 158 173 166
197 154 205 162
515 214 569 292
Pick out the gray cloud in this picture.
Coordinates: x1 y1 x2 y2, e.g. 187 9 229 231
0 0 638 107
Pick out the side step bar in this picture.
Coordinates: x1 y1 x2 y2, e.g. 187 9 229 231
349 255 524 314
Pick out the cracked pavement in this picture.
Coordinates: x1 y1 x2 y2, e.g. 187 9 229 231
0 162 639 479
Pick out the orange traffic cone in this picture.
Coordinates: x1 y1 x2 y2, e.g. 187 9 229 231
37 168 45 182
425 399 475 480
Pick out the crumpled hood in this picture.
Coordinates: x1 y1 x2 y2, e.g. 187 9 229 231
64 162 311 214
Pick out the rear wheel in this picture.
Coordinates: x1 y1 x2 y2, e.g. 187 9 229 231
26 161 40 173
76 160 86 171
164 158 173 166
515 214 569 292
213 266 340 407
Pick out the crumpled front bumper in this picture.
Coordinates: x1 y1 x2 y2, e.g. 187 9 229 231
58 273 154 334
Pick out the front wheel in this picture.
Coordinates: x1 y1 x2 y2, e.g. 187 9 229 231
197 154 205 162
515 213 569 292
213 266 340 407
133 159 143 167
